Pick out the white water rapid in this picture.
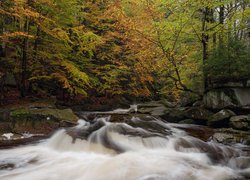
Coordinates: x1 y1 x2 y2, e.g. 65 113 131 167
0 112 249 180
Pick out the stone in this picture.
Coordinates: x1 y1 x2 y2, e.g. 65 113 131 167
229 115 249 130
9 108 79 134
207 109 236 128
192 101 204 107
136 101 169 117
212 132 235 143
137 101 164 109
160 108 187 123
204 88 250 109
160 100 176 108
150 106 168 116
212 128 250 145
204 89 238 109
177 93 201 107
28 108 79 122
185 107 213 121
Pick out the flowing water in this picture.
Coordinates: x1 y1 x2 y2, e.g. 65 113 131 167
0 109 249 180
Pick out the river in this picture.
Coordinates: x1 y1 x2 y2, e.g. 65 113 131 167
0 109 249 180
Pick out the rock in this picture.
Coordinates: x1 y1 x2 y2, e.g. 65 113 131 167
150 106 168 116
229 157 250 169
137 101 164 109
9 107 78 134
207 109 236 128
229 115 249 130
137 107 155 114
192 100 204 107
136 101 169 117
0 133 47 149
185 107 213 121
177 93 201 107
212 133 235 144
29 108 79 122
160 107 187 123
160 100 176 108
204 88 250 109
212 128 250 145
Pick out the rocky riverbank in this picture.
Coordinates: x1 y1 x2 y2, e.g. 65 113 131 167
0 98 250 148
0 99 78 148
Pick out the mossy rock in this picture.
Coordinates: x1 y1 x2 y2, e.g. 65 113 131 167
10 109 32 119
207 109 236 128
31 108 78 122
10 107 78 134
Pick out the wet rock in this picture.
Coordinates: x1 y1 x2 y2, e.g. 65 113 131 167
229 115 249 130
207 109 236 128
173 124 214 141
174 137 240 164
160 107 187 123
0 134 47 149
212 128 250 145
9 108 78 134
185 107 213 121
229 157 250 169
212 133 235 144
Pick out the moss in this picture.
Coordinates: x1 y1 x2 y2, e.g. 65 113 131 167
10 109 32 119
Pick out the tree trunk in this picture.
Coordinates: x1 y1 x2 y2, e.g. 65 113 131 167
20 18 29 97
20 0 32 97
201 8 209 91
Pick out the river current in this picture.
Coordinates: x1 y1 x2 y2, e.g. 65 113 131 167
0 109 249 180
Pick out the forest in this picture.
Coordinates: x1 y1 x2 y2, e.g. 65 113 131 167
0 1 250 179
0 0 249 104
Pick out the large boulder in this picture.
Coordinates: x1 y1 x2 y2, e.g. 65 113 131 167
229 115 250 130
10 108 78 134
207 109 236 128
137 101 169 117
185 107 213 121
204 88 250 109
160 107 187 123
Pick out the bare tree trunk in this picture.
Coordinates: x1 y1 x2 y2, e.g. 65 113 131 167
20 0 32 97
201 8 209 91
20 18 29 97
